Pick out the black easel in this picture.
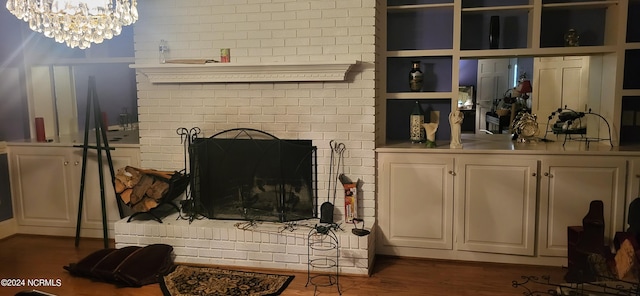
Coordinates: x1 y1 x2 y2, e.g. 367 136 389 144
74 76 121 248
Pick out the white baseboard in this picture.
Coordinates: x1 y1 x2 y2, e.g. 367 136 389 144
0 218 17 239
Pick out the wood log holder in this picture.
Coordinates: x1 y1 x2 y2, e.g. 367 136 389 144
123 168 190 223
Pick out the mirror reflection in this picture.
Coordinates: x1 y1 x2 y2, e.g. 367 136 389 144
461 54 607 138
28 63 138 139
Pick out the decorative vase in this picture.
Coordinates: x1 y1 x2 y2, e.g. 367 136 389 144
422 123 439 148
409 61 423 92
410 101 425 143
489 16 500 49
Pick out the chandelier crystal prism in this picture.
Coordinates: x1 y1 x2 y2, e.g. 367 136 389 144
6 0 138 49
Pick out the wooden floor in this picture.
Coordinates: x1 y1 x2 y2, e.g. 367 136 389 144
0 234 568 296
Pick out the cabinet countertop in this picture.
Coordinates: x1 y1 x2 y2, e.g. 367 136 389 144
6 130 139 148
376 134 640 156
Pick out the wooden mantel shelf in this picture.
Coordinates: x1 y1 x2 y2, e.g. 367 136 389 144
130 60 358 83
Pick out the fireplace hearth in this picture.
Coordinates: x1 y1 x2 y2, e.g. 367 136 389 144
186 128 317 223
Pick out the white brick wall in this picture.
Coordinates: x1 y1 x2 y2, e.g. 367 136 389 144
115 214 374 275
128 0 378 274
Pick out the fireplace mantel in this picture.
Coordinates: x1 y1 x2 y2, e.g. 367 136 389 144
130 60 358 83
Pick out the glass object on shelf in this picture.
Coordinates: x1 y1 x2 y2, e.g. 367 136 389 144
409 61 424 92
460 11 529 50
489 16 500 49
159 40 169 64
410 101 425 143
564 29 580 47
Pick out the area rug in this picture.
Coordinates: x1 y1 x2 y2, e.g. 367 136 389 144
160 265 295 296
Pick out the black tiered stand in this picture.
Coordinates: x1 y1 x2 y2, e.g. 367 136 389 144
306 225 341 295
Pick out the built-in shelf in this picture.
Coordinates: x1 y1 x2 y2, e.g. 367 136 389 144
387 3 454 12
130 60 358 83
461 5 533 12
387 92 452 99
459 45 617 58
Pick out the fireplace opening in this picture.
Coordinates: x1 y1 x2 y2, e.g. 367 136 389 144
188 128 317 222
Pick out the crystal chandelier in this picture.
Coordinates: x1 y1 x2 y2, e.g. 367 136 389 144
6 0 138 49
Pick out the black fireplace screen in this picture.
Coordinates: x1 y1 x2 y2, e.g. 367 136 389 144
189 129 317 222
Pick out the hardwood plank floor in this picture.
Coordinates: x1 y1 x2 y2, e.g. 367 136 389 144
0 235 567 296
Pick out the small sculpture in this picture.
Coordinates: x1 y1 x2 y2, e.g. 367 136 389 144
564 29 580 47
422 123 438 148
449 107 464 149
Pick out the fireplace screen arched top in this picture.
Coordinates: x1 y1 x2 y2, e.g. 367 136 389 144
189 128 317 222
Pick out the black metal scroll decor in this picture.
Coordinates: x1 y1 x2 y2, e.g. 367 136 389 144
541 106 613 148
176 127 202 223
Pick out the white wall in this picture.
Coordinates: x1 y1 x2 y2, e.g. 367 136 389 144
132 0 378 224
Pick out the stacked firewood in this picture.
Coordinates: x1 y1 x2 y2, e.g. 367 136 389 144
115 166 176 213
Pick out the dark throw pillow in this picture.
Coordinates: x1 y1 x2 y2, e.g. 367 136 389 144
64 244 174 287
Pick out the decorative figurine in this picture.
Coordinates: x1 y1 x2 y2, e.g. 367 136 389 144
422 123 438 148
449 107 464 149
565 29 580 47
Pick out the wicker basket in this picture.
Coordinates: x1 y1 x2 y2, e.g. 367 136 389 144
496 109 511 117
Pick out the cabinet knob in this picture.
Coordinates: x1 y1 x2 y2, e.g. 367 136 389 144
448 170 456 176
532 172 537 177
74 161 79 166
544 172 549 177
64 161 69 166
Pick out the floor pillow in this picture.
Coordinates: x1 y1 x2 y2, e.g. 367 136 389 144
64 244 174 287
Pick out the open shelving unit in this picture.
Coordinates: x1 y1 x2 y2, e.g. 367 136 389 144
379 0 638 146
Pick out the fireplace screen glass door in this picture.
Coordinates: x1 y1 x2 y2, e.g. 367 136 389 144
189 134 316 222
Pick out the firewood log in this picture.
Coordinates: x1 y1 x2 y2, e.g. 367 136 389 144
144 198 159 211
115 178 126 193
130 174 154 206
146 180 170 200
119 188 133 204
131 167 174 180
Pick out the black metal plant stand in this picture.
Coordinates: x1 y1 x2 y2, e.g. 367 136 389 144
74 76 120 248
306 225 341 295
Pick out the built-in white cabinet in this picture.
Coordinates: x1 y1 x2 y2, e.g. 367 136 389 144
9 146 77 230
9 145 139 237
538 156 627 257
377 153 454 253
377 149 634 265
455 156 538 256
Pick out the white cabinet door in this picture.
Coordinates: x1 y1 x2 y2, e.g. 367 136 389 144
455 156 538 256
538 156 626 257
476 58 514 133
71 147 140 232
377 153 454 251
9 146 77 228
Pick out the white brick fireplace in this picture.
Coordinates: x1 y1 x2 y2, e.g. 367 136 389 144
114 0 380 275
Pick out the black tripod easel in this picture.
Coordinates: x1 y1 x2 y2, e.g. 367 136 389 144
74 76 123 248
